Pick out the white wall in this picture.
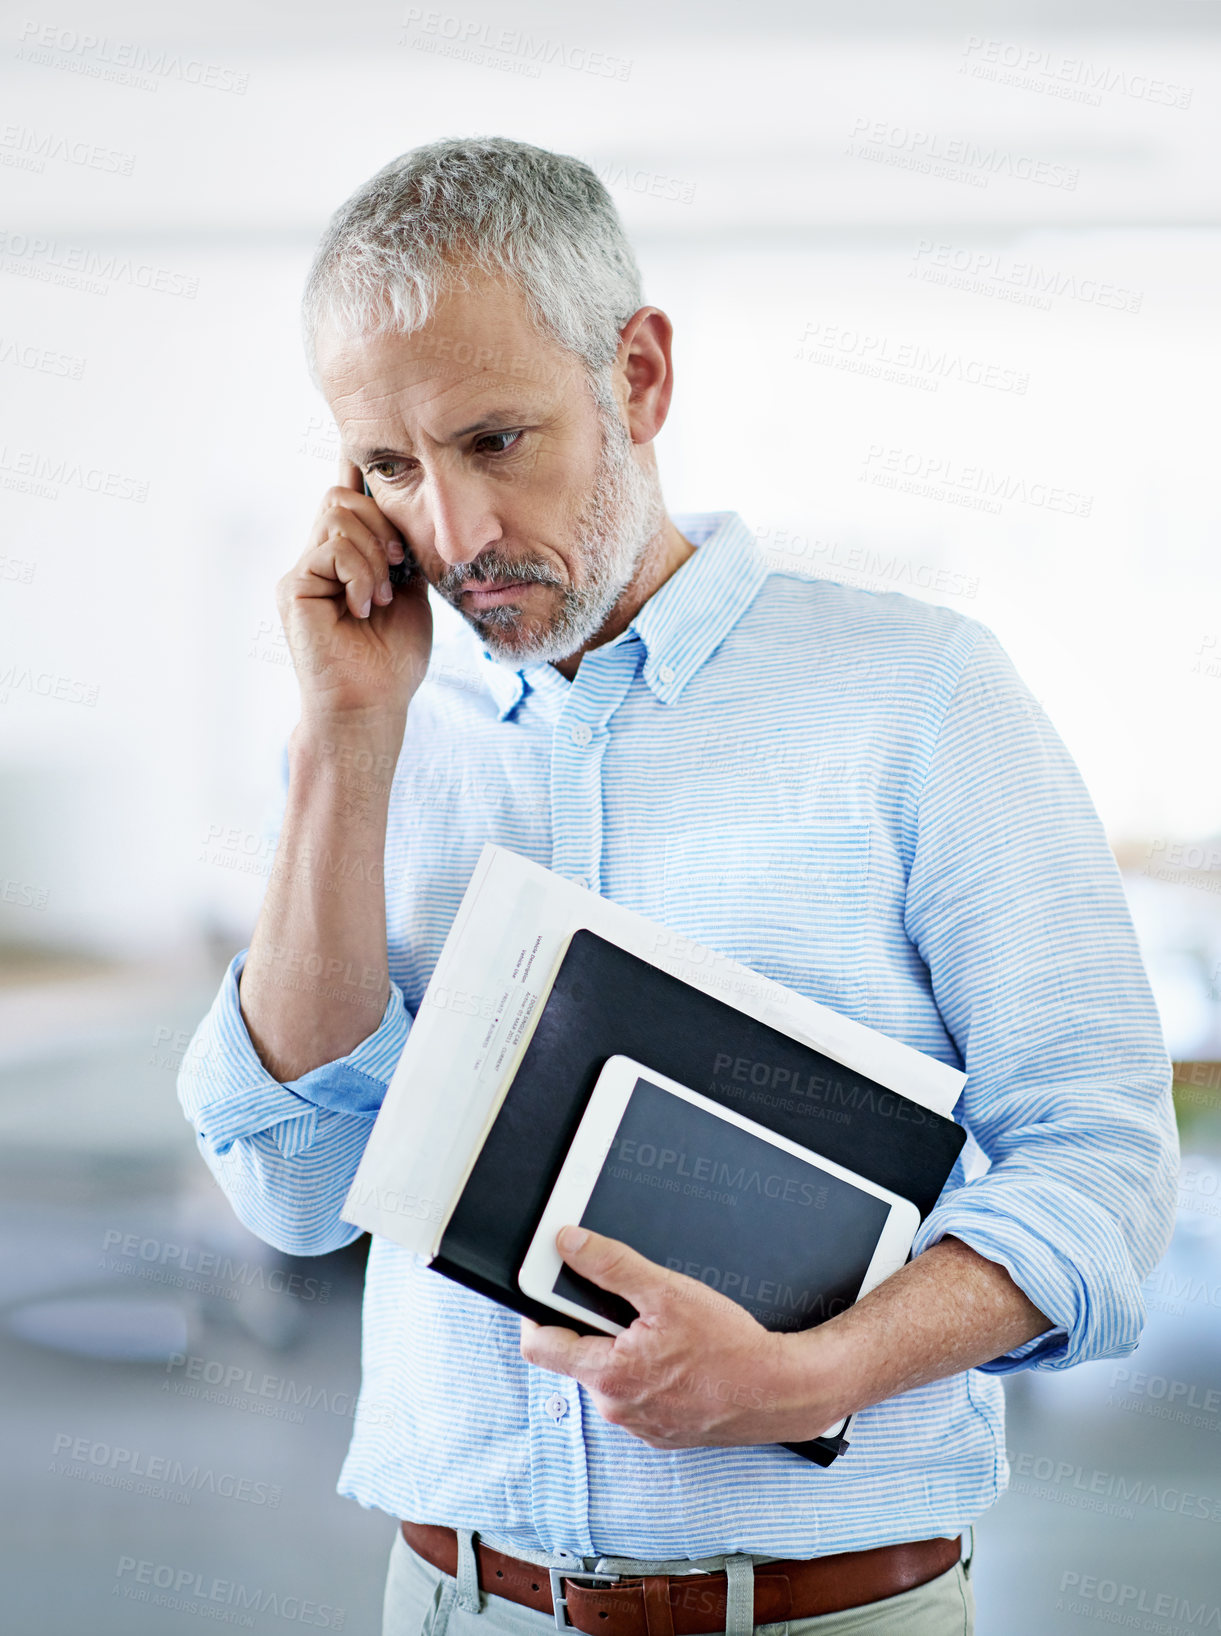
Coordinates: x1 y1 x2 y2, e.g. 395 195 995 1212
1 5 1217 992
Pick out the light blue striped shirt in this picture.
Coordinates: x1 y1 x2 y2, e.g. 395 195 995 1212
178 510 1178 1559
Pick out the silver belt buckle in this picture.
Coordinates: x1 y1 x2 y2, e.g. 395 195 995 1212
548 1548 621 1632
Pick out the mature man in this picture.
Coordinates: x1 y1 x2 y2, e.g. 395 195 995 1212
179 137 1178 1636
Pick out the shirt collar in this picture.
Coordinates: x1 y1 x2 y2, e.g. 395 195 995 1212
474 511 770 721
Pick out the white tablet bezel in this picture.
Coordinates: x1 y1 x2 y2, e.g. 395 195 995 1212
518 1052 921 1362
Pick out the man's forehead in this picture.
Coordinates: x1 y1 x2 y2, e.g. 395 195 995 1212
325 328 569 386
320 323 578 455
316 269 576 399
334 354 568 448
338 397 547 463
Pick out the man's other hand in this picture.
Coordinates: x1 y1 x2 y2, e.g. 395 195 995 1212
517 1226 843 1449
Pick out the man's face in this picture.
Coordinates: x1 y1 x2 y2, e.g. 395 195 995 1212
317 269 665 665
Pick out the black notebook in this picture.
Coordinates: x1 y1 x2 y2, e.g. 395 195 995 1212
429 928 967 1467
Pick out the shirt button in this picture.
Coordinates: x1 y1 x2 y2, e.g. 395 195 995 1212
658 664 675 684
545 1394 568 1421
570 724 592 746
572 875 590 892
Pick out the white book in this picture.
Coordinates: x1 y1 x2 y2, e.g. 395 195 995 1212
341 844 965 1257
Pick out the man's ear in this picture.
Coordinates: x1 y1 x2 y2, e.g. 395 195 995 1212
614 307 677 446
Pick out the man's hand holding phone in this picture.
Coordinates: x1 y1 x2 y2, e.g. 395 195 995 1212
241 461 431 1080
275 460 431 731
376 474 417 590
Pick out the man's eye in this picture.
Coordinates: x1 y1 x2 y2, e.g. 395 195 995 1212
368 461 404 481
476 430 524 456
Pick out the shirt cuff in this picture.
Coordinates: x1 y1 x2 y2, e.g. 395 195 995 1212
910 1176 1145 1373
179 947 411 1159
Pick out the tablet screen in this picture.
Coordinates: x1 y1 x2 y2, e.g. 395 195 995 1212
551 1074 892 1333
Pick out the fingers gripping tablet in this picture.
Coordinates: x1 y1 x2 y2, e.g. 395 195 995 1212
519 1054 921 1340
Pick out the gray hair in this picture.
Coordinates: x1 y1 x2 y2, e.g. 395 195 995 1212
301 135 644 392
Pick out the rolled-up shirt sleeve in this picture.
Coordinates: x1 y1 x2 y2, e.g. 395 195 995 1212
903 624 1180 1372
175 741 413 1255
178 946 411 1161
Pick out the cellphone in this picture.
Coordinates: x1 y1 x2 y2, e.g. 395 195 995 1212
362 475 417 586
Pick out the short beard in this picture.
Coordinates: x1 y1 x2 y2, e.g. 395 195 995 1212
434 372 666 666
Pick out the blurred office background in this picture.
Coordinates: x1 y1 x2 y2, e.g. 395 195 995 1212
1 0 1219 1629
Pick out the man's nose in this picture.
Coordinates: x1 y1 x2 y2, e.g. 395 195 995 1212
424 470 502 571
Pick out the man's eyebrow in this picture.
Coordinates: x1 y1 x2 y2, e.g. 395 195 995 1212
351 409 536 465
450 410 533 439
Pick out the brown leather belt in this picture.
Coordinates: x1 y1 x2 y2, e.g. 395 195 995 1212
399 1519 962 1633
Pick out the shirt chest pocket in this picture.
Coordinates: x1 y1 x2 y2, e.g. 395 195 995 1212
661 820 871 1018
